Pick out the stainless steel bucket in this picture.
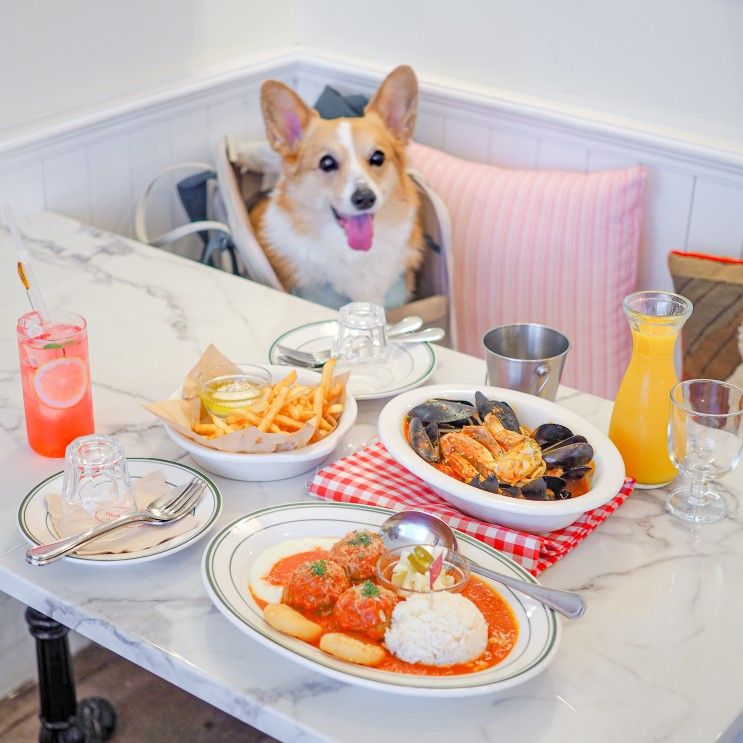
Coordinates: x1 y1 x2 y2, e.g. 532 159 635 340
482 324 570 401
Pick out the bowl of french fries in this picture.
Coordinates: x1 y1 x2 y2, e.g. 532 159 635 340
145 345 357 481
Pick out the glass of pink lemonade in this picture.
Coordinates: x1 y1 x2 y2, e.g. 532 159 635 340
17 310 95 457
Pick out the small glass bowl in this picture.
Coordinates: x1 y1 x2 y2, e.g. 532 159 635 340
196 364 272 417
376 544 470 597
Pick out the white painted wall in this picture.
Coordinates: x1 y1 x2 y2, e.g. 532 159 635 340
298 0 743 151
1 0 296 134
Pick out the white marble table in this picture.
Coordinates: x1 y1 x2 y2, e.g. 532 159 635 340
1 212 741 743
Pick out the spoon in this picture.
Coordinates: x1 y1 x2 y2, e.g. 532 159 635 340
379 510 587 619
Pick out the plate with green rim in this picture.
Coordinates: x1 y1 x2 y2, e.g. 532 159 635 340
18 458 222 565
268 320 436 400
201 501 560 697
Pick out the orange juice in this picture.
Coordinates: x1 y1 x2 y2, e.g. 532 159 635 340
608 291 692 487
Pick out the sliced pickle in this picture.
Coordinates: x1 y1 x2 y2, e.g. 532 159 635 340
413 546 434 568
407 553 428 574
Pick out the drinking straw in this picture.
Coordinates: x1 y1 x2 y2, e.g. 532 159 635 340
2 205 51 324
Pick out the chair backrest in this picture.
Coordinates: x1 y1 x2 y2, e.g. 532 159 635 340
406 142 646 398
216 137 452 327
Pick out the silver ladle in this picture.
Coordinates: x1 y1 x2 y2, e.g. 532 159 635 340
379 510 587 619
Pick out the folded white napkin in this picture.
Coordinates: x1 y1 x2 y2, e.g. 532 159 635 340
44 471 201 556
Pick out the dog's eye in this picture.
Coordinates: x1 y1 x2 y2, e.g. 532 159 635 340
319 155 338 172
369 150 385 167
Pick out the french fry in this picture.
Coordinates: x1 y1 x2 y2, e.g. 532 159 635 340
258 385 289 432
320 358 336 399
275 369 297 389
263 604 322 643
274 414 305 431
310 385 324 441
326 403 344 416
193 423 219 436
229 408 262 426
210 414 233 435
319 633 385 667
287 385 311 402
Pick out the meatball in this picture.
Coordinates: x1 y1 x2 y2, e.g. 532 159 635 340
333 581 398 640
282 559 350 615
329 530 385 582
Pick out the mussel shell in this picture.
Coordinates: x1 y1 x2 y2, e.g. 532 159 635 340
556 489 572 500
562 465 591 481
533 423 573 449
408 398 476 426
469 473 501 494
541 434 588 453
543 441 594 470
498 483 524 499
475 392 520 432
408 416 440 463
544 476 567 496
520 477 549 500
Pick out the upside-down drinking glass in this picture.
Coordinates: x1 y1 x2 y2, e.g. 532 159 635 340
61 434 137 534
667 379 743 523
332 302 388 363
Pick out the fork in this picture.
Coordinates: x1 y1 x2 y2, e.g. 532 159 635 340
26 476 206 566
277 327 446 367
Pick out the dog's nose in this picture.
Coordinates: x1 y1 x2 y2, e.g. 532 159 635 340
351 187 376 211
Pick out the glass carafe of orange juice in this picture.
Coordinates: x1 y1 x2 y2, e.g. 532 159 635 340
609 291 693 487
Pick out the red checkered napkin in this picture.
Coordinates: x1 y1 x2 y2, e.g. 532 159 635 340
309 440 634 575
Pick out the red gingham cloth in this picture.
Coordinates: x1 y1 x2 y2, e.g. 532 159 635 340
309 440 634 575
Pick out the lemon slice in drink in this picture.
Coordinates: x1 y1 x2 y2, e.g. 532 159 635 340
33 357 88 409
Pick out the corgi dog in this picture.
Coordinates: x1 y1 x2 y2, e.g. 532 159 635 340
250 66 424 309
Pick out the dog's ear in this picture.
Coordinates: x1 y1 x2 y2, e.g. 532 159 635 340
261 81 315 159
365 65 418 144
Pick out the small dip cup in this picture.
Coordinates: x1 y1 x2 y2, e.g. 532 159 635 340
376 544 470 596
197 364 272 417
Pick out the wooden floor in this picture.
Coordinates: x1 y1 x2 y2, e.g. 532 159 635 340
0 644 277 743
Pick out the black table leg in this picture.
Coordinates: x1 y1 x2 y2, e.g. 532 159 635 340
25 608 116 743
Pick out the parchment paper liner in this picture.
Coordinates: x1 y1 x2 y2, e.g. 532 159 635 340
145 345 348 454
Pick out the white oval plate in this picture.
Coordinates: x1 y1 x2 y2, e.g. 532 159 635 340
201 501 560 697
18 458 222 565
379 385 626 533
268 320 436 400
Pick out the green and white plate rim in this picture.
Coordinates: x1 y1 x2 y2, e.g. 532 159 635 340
268 320 437 400
18 457 222 565
201 501 560 697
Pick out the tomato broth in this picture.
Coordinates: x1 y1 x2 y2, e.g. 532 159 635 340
252 571 519 677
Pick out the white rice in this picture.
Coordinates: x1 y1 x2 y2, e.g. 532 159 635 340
384 592 488 666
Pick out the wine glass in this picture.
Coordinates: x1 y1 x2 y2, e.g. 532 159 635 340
667 379 743 523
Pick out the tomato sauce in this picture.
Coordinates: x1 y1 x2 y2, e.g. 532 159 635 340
252 573 518 677
265 549 331 585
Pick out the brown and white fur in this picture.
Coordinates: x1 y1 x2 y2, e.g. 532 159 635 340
250 66 423 307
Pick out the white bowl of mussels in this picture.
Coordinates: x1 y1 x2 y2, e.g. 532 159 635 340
378 384 626 533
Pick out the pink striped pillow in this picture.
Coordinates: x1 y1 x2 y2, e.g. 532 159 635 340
407 142 646 398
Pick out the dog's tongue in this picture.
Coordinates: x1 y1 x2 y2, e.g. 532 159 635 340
338 214 374 251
